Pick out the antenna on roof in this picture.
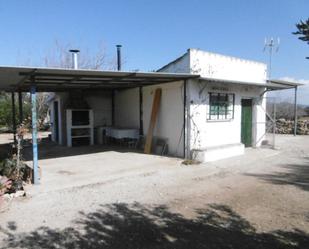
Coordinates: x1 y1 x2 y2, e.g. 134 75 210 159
263 37 280 79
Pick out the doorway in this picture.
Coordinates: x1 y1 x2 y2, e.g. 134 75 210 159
53 101 59 143
241 99 253 147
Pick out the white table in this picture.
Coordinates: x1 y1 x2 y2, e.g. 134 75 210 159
97 127 139 144
110 128 139 139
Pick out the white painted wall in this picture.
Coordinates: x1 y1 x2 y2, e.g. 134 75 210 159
114 88 139 128
188 80 266 151
50 92 69 146
85 91 112 127
253 93 267 147
189 49 267 83
108 81 185 157
158 48 267 161
50 48 267 161
51 91 112 145
50 95 62 144
158 53 190 73
143 81 184 157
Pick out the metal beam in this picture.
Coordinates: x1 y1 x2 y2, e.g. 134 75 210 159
22 78 179 84
294 86 298 136
19 72 136 79
31 85 39 184
15 69 37 88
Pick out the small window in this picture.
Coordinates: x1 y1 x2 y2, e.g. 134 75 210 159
208 93 235 120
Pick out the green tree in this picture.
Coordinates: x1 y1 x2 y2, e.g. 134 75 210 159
293 18 309 43
293 18 309 59
0 92 31 131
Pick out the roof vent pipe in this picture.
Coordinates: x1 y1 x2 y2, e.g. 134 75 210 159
116 45 122 71
69 49 80 69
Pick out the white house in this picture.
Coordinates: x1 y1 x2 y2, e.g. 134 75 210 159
47 48 298 162
157 48 268 161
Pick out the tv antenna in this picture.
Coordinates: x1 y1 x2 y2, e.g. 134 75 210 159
263 37 280 78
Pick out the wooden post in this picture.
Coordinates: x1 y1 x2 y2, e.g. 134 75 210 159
144 88 162 154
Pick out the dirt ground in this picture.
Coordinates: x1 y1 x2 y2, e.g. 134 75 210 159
0 134 309 248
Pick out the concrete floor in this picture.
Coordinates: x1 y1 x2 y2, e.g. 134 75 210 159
27 147 183 194
0 134 309 248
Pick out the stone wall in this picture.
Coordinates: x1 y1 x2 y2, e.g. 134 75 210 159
275 119 309 135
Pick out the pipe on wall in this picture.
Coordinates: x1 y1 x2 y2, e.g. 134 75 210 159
116 45 122 71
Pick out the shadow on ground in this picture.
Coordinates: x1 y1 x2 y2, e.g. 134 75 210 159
1 203 308 249
19 138 143 161
245 158 309 191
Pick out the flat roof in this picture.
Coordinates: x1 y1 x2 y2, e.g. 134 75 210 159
0 66 198 92
0 66 302 92
199 77 302 90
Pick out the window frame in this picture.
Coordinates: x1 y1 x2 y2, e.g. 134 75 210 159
207 92 235 121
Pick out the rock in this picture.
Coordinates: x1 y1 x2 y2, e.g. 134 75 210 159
14 190 26 198
270 119 309 135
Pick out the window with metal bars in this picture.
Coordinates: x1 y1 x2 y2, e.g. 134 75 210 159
208 93 235 120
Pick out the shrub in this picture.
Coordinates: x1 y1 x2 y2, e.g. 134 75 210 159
0 158 28 192
0 176 12 196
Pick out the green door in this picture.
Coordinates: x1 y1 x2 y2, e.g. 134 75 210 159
241 99 253 147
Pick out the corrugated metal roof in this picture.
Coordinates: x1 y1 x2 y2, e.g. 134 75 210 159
0 66 198 92
199 77 302 90
0 66 302 92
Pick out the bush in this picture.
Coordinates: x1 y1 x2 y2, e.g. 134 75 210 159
0 91 49 132
0 158 28 192
0 176 12 197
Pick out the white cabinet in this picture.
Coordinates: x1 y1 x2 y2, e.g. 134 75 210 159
66 109 94 147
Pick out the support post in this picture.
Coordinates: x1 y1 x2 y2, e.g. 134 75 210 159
18 91 23 125
272 101 276 149
294 86 298 136
31 85 39 184
139 86 143 136
11 92 17 144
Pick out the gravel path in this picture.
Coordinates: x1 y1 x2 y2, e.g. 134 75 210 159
0 134 308 248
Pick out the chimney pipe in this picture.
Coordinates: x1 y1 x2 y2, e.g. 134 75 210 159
116 45 122 71
69 49 80 69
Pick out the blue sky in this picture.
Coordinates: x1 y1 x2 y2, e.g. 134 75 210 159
0 0 308 103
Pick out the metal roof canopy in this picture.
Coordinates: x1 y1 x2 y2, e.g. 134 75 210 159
199 77 303 90
0 66 198 92
0 66 302 92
